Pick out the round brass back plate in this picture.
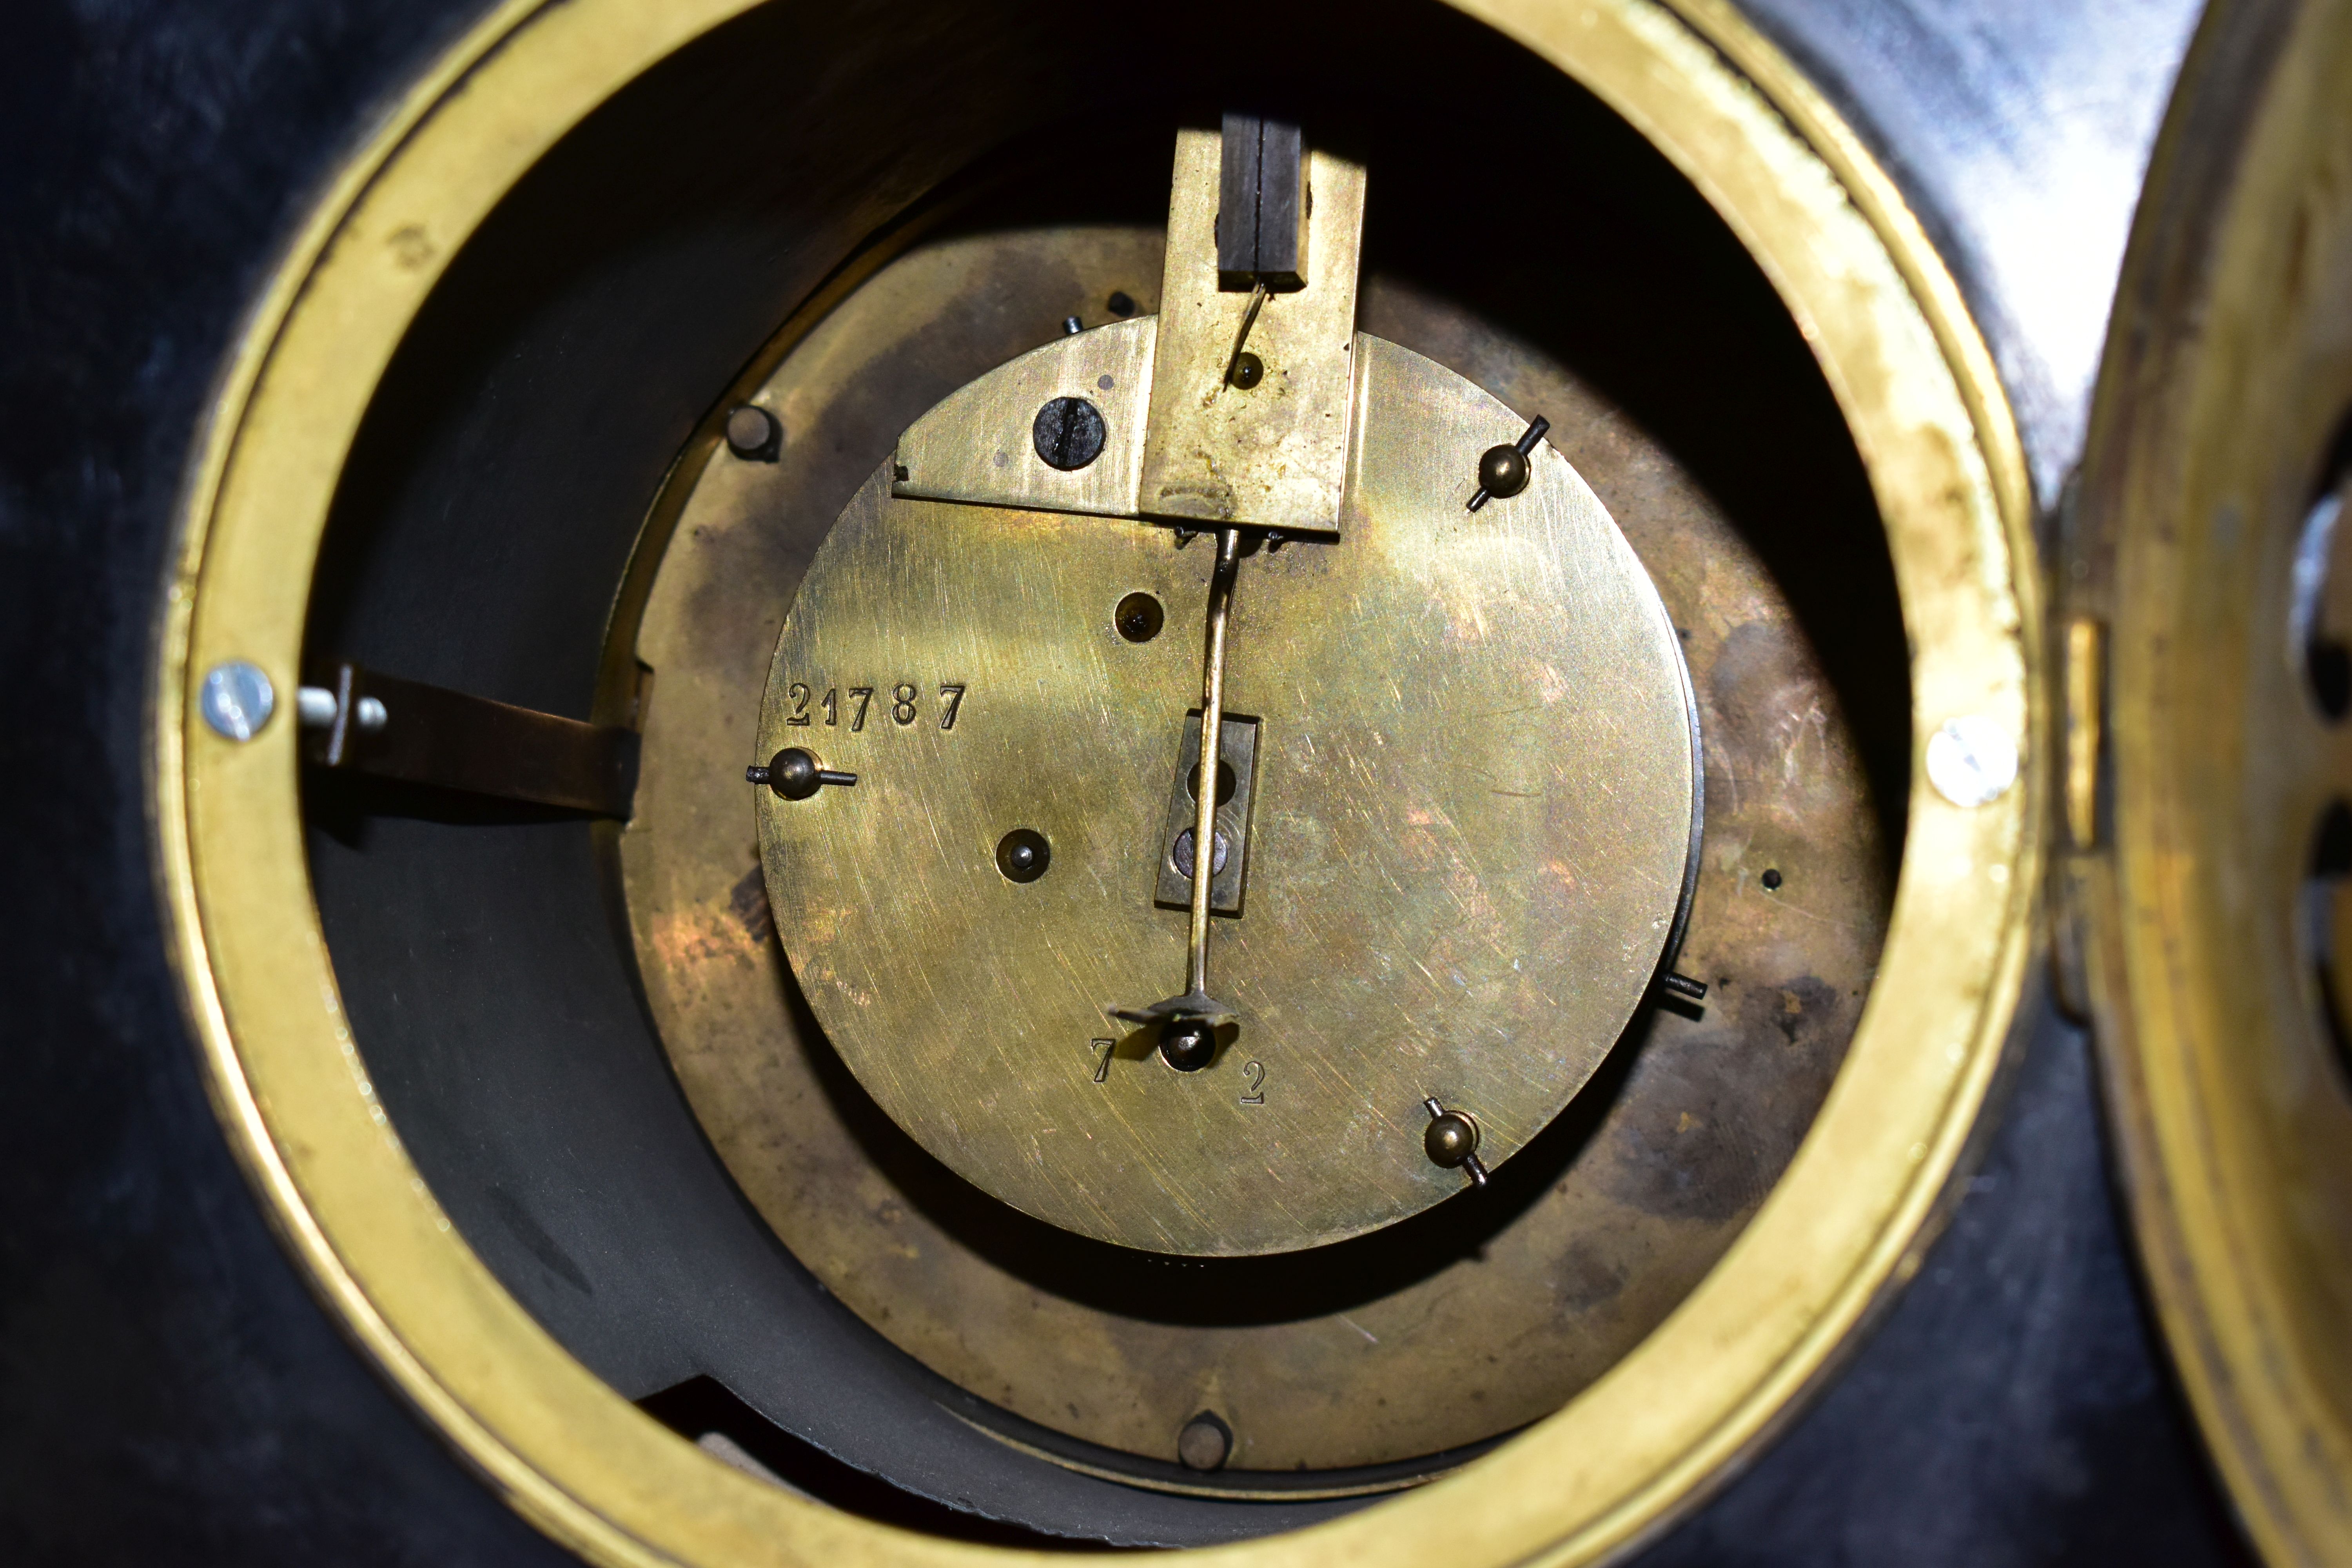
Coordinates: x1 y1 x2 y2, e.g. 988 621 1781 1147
628 225 1888 1475
755 336 1696 1256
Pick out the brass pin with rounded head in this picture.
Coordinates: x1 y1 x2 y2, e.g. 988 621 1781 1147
1159 1019 1216 1073
994 828 1051 884
1467 414 1550 512
1423 1097 1488 1187
747 747 855 800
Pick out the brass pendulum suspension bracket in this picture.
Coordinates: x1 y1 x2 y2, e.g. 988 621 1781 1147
1138 120 1365 534
887 116 1367 536
297 660 640 818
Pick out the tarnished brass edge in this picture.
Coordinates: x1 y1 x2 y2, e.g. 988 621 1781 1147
585 190 1002 1031
153 0 2041 1565
593 174 1009 735
2063 617 2108 853
937 1408 1459 1504
1452 2 2043 1564
2067 1 2352 1561
156 4 898 1566
1661 0 2038 532
149 5 693 1566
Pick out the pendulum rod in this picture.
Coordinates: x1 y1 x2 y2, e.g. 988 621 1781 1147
1115 524 1245 1044
1188 526 1242 995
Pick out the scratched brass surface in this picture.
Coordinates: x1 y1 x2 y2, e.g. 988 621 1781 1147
895 315 1156 517
1138 131 1366 532
624 224 1884 1468
164 0 2028 1553
754 333 1695 1257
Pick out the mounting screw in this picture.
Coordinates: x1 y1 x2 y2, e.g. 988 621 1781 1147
1467 414 1551 512
1925 715 2018 808
724 405 781 462
199 661 275 741
1160 1019 1216 1073
1032 397 1107 472
1170 827 1230 879
1177 1411 1232 1471
748 747 855 800
1423 1098 1489 1187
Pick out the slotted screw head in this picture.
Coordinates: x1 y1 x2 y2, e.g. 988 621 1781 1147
199 661 275 741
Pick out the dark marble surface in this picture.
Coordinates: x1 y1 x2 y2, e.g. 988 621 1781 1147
1735 0 2207 506
0 0 2250 1560
1636 1005 2253 1568
0 2 577 1562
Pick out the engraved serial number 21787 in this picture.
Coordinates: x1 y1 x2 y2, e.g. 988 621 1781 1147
785 681 965 731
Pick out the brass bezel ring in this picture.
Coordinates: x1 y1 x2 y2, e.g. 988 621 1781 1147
2076 0 2352 1560
154 0 2040 1563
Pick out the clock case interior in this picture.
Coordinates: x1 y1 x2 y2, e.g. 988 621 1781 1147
296 0 1908 1546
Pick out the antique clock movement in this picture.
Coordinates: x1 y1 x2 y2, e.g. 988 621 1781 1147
154 0 2048 1558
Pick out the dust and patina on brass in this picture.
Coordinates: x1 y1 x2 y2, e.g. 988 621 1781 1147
893 125 1365 538
630 234 1889 1471
1140 129 1366 534
755 333 1698 1256
777 126 1695 1253
626 230 1891 1476
162 0 2038 1558
892 315 1155 515
2069 3 2352 1560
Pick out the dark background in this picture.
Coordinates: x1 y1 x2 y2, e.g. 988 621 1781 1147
0 0 2254 1561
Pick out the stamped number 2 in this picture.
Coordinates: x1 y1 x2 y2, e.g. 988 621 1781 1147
1240 1060 1266 1105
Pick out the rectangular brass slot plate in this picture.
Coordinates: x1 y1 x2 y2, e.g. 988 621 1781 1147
1153 711 1259 916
